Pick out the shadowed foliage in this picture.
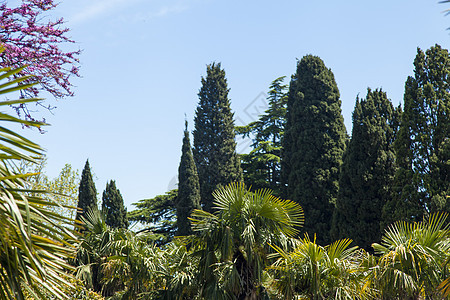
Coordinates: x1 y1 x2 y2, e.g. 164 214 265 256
282 55 347 244
102 180 128 229
190 182 304 299
76 160 97 229
176 121 201 236
193 63 242 212
332 89 399 250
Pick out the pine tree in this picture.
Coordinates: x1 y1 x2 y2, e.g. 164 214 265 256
76 160 97 227
102 180 128 229
332 89 398 250
382 45 450 226
177 121 201 236
282 55 347 244
236 76 288 196
193 62 242 212
128 190 177 246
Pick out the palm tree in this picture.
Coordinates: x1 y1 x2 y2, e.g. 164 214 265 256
189 182 304 300
74 208 110 294
0 52 77 299
76 207 197 300
372 213 450 299
269 236 372 299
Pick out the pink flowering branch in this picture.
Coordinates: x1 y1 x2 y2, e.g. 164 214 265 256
0 0 80 122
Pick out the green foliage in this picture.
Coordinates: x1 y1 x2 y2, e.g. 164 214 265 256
21 158 80 222
76 159 98 227
76 186 450 300
0 51 77 299
74 207 117 295
24 277 104 300
193 62 243 212
6 44 446 299
440 276 450 298
75 207 197 299
48 163 80 219
332 89 398 250
128 190 177 245
372 213 450 299
269 237 372 299
237 76 287 196
176 121 200 236
190 182 304 299
383 44 450 225
66 278 104 300
282 55 347 244
102 180 128 229
102 238 199 299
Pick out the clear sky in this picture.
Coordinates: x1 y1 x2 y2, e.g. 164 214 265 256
19 0 450 209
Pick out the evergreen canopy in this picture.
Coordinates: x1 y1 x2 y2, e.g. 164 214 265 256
237 76 288 196
176 121 201 236
282 55 347 244
383 44 450 224
76 160 98 227
128 190 177 245
332 89 398 249
193 62 242 212
102 180 128 229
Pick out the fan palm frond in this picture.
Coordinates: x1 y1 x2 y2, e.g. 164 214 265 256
0 47 77 300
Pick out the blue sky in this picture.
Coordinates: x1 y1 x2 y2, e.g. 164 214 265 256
20 0 450 209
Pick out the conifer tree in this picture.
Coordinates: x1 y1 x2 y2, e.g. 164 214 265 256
128 190 177 246
282 55 347 244
382 45 450 226
236 76 287 196
177 121 201 236
332 89 398 250
76 160 97 227
102 180 128 229
193 62 242 212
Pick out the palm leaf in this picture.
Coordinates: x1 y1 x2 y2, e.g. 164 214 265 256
0 47 77 299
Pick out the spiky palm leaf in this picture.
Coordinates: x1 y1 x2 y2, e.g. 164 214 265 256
0 53 77 299
76 207 196 299
190 182 304 300
269 235 371 300
372 213 450 299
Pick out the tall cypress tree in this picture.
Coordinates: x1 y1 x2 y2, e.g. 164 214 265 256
193 62 242 212
383 45 450 226
102 180 128 229
332 89 398 250
76 159 97 227
282 55 347 244
177 121 201 235
236 76 288 196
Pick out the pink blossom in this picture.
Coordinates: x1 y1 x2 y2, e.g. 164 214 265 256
0 0 80 121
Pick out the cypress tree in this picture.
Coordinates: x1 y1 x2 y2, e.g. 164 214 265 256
382 45 450 226
332 89 398 250
76 159 97 227
282 55 347 244
193 62 242 212
177 121 201 235
236 76 288 196
102 180 128 229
